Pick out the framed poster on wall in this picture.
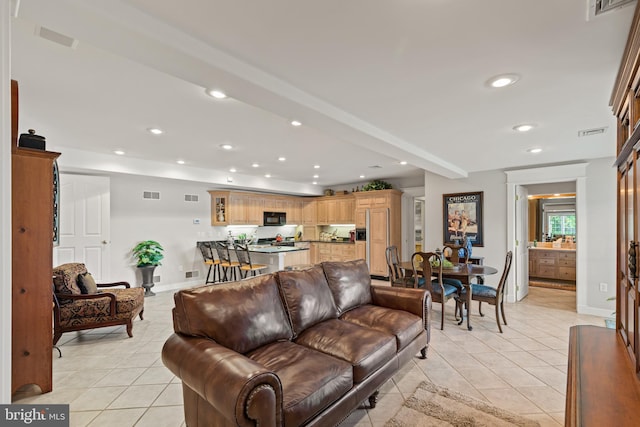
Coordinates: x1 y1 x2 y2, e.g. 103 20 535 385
443 191 484 246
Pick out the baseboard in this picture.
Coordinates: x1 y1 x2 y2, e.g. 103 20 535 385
149 280 203 294
577 305 613 318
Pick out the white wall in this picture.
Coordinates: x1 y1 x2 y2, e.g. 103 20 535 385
423 159 616 314
585 157 616 311
424 169 508 273
1 0 11 404
109 174 312 292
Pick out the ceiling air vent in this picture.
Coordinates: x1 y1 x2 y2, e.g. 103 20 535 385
578 127 607 137
368 165 383 169
35 26 79 49
588 0 636 20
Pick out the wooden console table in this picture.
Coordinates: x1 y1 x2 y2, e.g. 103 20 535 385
565 325 640 426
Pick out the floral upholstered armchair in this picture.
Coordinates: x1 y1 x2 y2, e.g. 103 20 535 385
52 263 144 344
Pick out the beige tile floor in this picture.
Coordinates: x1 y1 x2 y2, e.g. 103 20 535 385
13 282 604 427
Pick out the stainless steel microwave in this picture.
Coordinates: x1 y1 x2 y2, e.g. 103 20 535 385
263 211 286 226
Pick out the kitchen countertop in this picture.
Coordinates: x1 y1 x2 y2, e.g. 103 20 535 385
529 247 576 251
248 245 309 253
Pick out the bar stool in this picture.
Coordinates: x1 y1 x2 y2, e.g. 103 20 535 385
234 244 268 278
197 241 220 284
215 241 240 281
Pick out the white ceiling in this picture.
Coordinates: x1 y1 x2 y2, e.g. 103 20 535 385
9 0 636 195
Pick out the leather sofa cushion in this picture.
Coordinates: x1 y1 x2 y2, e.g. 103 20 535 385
322 260 372 316
172 274 293 354
248 341 352 426
340 305 423 352
295 318 396 383
276 265 337 337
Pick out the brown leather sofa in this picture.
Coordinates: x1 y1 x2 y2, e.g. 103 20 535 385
162 259 432 427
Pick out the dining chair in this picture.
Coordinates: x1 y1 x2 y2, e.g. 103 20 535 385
215 241 240 281
386 245 414 287
411 251 461 330
457 251 513 333
197 241 221 284
234 243 268 278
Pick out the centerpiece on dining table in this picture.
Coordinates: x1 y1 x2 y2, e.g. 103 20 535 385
430 256 459 270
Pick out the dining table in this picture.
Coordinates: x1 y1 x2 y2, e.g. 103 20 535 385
399 261 498 331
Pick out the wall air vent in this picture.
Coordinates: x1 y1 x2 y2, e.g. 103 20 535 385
578 127 607 137
588 0 636 20
185 271 200 279
153 275 161 283
143 191 160 200
35 26 79 49
184 194 199 202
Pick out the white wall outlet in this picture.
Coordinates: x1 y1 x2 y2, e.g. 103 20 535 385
599 282 608 292
193 218 201 225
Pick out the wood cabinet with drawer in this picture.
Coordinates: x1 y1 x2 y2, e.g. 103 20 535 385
529 249 576 282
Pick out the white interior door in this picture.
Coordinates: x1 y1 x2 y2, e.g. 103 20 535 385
515 185 529 301
53 174 110 281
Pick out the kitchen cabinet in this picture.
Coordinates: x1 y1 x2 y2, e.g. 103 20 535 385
316 195 355 225
209 191 230 225
246 195 264 225
229 193 248 225
302 199 317 225
286 199 303 225
311 242 357 263
354 189 402 277
529 249 576 281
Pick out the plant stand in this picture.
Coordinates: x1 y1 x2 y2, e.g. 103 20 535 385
139 265 157 297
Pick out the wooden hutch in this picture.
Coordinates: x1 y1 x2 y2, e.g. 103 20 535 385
565 3 640 425
11 80 60 395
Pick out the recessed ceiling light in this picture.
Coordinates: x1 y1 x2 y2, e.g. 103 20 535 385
265 174 271 178
229 168 237 173
312 181 318 185
399 161 408 165
251 163 259 168
278 157 286 161
360 175 365 179
148 128 163 135
177 160 185 165
314 165 320 169
114 150 125 155
291 120 302 127
206 89 227 99
527 148 542 154
220 144 233 150
313 174 319 178
513 124 536 132
487 74 520 88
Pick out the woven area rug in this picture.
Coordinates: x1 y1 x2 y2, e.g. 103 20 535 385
384 381 540 427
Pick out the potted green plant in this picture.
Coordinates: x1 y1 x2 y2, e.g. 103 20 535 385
132 240 164 296
362 179 392 191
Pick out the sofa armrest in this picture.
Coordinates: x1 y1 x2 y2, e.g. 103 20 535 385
370 285 432 337
162 334 283 426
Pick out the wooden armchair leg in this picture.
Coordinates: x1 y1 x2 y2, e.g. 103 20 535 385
53 331 63 346
126 320 134 338
139 309 144 320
